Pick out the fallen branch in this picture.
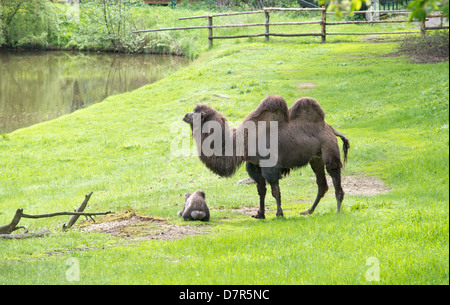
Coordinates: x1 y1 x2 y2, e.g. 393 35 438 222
22 211 112 219
12 225 28 234
0 192 114 239
0 228 50 240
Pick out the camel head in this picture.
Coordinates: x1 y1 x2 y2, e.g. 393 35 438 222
183 104 221 126
183 104 242 178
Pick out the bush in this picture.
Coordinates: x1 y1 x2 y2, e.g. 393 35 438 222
0 0 149 52
63 1 154 52
17 32 49 49
399 30 449 63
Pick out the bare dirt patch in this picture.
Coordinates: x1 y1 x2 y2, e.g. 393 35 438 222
233 174 390 216
77 211 209 240
238 174 390 196
329 174 391 196
231 206 260 217
362 35 397 43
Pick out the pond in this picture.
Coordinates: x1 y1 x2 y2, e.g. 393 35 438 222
0 51 190 134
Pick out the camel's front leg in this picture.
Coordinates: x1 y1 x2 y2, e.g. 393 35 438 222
246 162 266 219
253 181 266 219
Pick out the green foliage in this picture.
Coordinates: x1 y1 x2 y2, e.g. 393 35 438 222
16 32 49 49
408 0 449 21
63 0 146 52
325 0 370 18
322 0 449 20
0 30 5 46
0 0 66 48
0 0 152 52
63 2 208 56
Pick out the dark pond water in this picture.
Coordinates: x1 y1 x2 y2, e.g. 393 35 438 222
0 51 190 134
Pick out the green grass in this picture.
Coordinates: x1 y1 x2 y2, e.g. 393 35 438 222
0 33 448 284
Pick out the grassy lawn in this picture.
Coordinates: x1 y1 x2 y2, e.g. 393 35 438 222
0 29 448 284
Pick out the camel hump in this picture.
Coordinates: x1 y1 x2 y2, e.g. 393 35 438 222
289 97 325 123
244 95 289 124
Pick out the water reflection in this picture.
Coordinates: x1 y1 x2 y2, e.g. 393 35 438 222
0 51 190 134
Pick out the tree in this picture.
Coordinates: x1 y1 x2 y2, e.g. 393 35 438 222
0 0 25 45
83 0 145 52
0 0 64 48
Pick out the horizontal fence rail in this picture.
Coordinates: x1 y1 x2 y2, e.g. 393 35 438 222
133 7 449 46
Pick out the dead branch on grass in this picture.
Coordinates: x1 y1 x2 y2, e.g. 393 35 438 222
0 228 51 240
0 192 114 239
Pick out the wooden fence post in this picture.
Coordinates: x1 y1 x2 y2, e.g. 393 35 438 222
208 16 213 47
321 6 326 43
420 19 426 36
265 9 270 41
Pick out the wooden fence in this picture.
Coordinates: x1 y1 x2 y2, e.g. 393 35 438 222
133 7 449 47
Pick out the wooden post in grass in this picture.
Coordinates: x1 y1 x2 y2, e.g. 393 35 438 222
420 19 426 36
321 6 326 43
208 16 213 47
264 9 270 41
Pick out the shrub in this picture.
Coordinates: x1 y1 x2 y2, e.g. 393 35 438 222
17 32 49 49
399 30 449 63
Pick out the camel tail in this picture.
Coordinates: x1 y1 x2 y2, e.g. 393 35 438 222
191 210 206 220
340 135 350 165
330 126 349 166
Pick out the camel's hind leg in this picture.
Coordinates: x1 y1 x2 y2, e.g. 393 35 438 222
302 157 329 215
327 165 344 213
269 181 283 217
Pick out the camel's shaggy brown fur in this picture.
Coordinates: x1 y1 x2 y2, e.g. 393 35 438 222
183 95 349 218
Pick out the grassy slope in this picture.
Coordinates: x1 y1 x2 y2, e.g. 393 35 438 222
0 39 448 284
